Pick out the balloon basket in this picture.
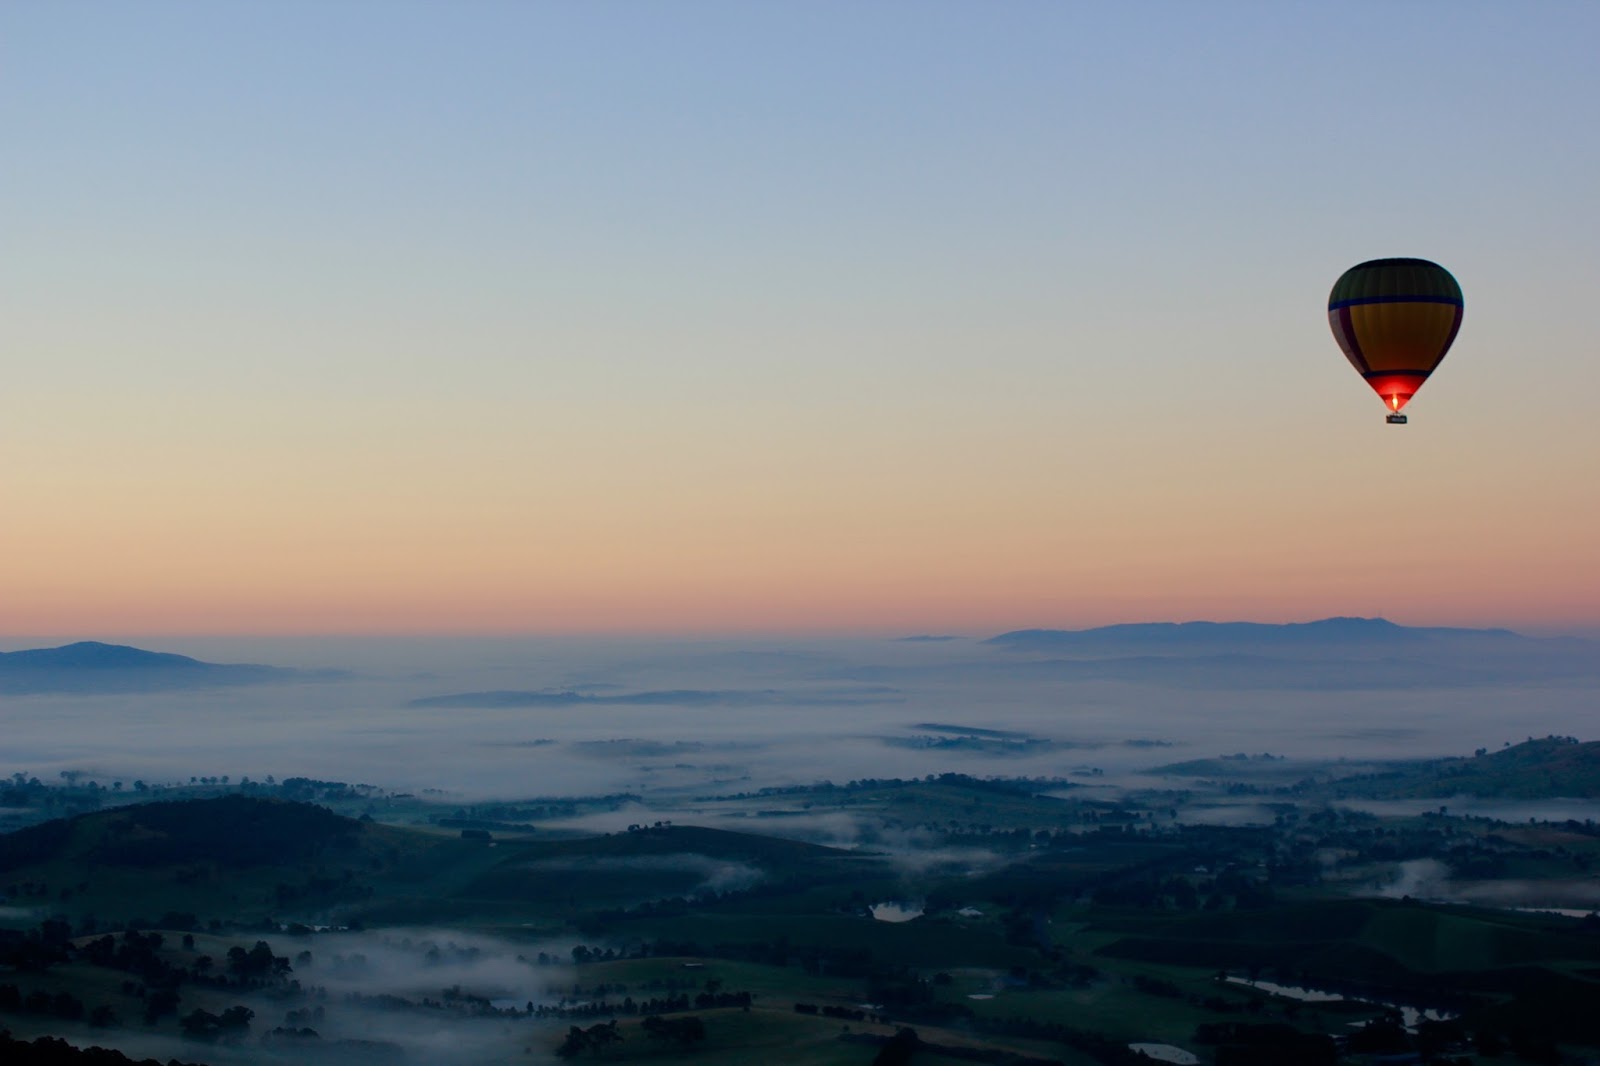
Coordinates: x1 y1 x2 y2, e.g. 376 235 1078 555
1385 413 1408 425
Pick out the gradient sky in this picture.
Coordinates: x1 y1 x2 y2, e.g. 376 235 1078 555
4 2 1598 637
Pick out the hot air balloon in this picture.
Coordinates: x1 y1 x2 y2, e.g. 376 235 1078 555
1327 258 1463 424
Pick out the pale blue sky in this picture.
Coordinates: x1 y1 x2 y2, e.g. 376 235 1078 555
4 2 1598 634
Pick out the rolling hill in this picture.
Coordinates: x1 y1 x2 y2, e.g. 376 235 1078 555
0 797 887 932
0 642 329 694
1325 736 1600 800
0 796 468 926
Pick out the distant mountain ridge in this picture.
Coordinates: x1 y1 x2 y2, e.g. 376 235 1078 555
988 617 1522 651
0 641 326 693
2 641 217 670
962 618 1600 688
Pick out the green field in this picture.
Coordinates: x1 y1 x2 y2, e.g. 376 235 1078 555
7 749 1600 1064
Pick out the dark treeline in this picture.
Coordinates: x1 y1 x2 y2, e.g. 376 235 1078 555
0 771 388 824
0 796 357 874
841 1026 1066 1066
969 1014 1181 1066
1191 1022 1339 1066
531 989 753 1021
435 794 643 829
2 922 296 1031
0 1030 209 1066
695 772 1080 803
554 1013 712 1059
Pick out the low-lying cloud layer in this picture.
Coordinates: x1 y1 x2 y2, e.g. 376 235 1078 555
4 629 1596 803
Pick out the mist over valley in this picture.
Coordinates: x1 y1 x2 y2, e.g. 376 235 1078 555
6 621 1596 803
6 623 1600 1063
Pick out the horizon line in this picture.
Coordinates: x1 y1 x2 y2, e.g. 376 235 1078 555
6 615 1598 648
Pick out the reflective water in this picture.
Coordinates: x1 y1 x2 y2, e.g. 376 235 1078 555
1225 977 1341 1002
1226 977 1455 1030
1515 906 1598 919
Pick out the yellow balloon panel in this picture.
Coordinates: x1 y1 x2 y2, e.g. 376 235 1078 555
1343 301 1459 373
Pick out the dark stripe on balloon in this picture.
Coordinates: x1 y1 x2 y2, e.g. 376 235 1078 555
1441 304 1465 357
1350 257 1445 270
1362 369 1432 379
1337 307 1369 372
1328 294 1464 311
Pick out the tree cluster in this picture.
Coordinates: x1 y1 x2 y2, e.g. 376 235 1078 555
0 1030 207 1066
178 1004 253 1042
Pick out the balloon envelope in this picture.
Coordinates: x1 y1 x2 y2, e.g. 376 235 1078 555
1327 258 1463 413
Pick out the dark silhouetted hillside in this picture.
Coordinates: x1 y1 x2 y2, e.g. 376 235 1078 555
971 618 1599 690
0 796 361 872
0 641 331 693
1332 737 1600 799
0 1030 209 1066
987 617 1517 652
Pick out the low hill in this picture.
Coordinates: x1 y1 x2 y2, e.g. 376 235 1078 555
975 618 1599 690
1325 736 1600 800
0 642 323 694
435 823 889 926
0 796 477 927
987 617 1519 652
1094 897 1600 1043
1095 896 1600 976
0 798 885 932
0 795 361 872
1154 737 1600 799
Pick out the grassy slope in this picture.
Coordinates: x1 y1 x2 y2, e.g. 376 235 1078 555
0 797 504 927
1158 738 1600 801
11 791 1600 1059
1091 896 1600 982
1405 739 1600 799
1327 739 1600 800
